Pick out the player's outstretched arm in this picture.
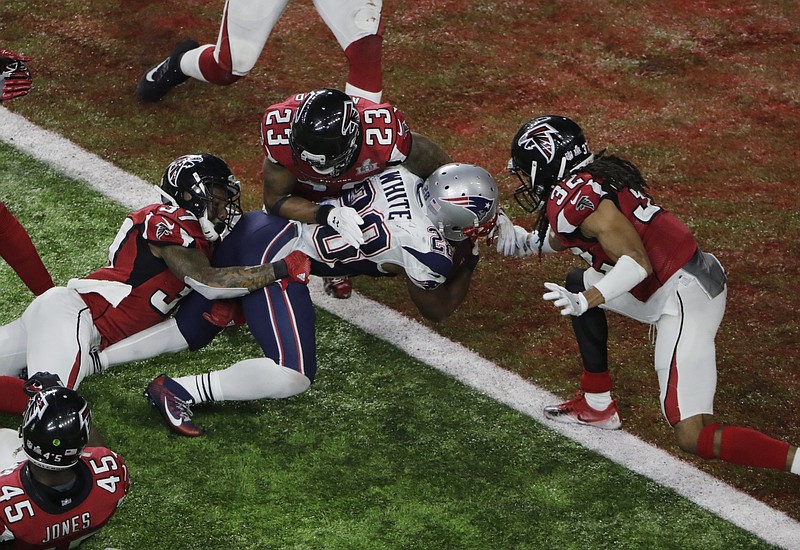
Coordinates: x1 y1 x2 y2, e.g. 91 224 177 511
402 132 453 180
152 244 310 296
262 159 320 223
403 239 478 322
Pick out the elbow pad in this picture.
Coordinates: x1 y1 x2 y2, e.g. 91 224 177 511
592 255 648 302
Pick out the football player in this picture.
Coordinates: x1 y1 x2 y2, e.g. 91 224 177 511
0 385 129 548
135 0 384 103
261 87 452 299
1 49 56 297
94 163 498 436
496 114 800 475
0 153 311 390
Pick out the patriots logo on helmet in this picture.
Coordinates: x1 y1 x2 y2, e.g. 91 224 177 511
517 123 561 163
440 195 495 219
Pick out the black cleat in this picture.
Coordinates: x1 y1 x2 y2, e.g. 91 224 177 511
135 40 199 102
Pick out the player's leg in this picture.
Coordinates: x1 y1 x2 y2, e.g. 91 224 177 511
97 317 193 369
183 0 290 83
0 201 54 296
658 277 798 473
0 318 27 377
174 212 312 404
0 376 27 415
21 287 102 389
315 0 384 103
176 282 315 404
543 268 621 430
136 0 289 101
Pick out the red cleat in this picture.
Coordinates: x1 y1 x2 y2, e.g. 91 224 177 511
543 391 622 430
144 374 204 437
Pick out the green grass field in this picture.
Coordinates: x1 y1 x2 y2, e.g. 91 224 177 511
0 131 781 549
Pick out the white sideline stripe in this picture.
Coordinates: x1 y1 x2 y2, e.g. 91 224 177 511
1 106 798 549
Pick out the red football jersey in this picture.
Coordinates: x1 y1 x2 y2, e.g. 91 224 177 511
261 93 412 201
0 447 129 549
80 204 212 346
546 172 697 301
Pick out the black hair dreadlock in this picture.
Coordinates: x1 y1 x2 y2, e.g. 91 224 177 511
531 150 650 255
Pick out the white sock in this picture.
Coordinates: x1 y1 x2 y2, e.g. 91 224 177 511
179 45 212 82
99 319 188 369
345 83 382 103
584 391 613 411
176 357 310 404
791 451 800 475
175 372 222 404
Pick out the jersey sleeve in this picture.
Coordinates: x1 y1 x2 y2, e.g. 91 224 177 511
548 175 608 237
261 95 297 165
141 207 202 249
400 245 452 290
389 107 412 163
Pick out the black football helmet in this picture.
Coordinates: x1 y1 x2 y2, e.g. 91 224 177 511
290 89 362 178
20 386 92 471
509 115 593 212
159 153 243 242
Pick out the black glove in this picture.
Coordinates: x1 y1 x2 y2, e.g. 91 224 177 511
22 371 64 397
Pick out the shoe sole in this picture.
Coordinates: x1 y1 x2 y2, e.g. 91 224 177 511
543 411 622 430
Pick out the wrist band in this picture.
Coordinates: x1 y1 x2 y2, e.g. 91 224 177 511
271 260 289 280
315 205 334 226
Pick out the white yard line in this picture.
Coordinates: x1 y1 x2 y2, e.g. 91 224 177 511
2 106 798 550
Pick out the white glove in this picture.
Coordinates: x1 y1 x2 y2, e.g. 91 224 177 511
327 206 364 249
543 282 589 316
493 209 516 256
513 225 534 257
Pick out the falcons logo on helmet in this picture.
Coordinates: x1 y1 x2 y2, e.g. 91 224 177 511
167 154 203 184
517 123 561 163
24 392 50 428
341 101 359 137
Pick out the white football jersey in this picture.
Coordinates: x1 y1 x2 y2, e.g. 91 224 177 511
292 166 454 290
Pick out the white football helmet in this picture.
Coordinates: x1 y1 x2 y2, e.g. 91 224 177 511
422 163 499 241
